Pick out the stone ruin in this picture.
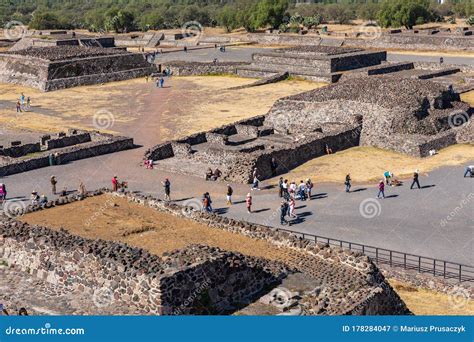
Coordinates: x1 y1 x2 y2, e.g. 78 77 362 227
0 190 411 315
0 43 156 91
146 76 472 183
0 129 134 177
236 45 387 83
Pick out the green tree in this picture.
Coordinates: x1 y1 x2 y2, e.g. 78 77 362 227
29 12 61 30
218 6 238 33
378 0 433 29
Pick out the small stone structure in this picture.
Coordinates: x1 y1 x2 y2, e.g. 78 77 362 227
0 190 410 315
0 44 157 91
0 129 134 177
146 76 471 183
235 46 388 83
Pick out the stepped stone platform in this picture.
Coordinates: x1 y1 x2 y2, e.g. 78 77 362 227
235 46 387 83
147 76 472 183
0 45 157 91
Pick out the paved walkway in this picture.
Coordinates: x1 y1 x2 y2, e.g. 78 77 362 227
1 145 472 265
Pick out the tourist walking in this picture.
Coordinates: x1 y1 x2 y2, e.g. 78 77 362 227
282 179 289 200
251 176 260 191
410 170 421 189
246 193 252 213
16 100 22 113
162 178 171 201
0 183 6 202
289 196 296 218
112 176 118 192
50 175 57 195
305 179 313 200
20 93 25 108
226 184 233 205
463 165 473 177
298 180 306 201
202 193 210 213
345 174 351 193
278 177 284 198
26 97 31 110
383 171 392 185
203 192 213 212
280 200 288 225
377 180 385 199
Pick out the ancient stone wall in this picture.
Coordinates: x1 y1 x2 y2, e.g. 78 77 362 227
163 61 248 76
0 135 134 177
0 143 41 158
45 132 91 150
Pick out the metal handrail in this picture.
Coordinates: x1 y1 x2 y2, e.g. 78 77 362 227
275 227 474 282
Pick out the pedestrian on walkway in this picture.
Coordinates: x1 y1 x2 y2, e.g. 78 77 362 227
162 178 171 201
251 176 260 191
16 100 22 113
0 183 6 202
26 97 31 110
305 179 313 200
298 180 306 201
410 170 421 189
289 196 296 218
112 176 118 192
345 174 351 193
377 180 385 199
246 193 252 213
280 200 288 225
159 76 165 88
50 175 57 195
226 184 233 205
463 165 473 177
282 179 289 200
278 177 284 198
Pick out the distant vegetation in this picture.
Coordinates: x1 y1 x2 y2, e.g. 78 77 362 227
0 0 472 32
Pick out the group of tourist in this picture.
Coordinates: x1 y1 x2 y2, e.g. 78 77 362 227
15 93 31 112
277 177 313 225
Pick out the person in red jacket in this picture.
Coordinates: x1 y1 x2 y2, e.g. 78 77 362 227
112 176 118 192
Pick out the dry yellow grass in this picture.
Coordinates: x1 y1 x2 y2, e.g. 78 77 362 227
388 279 474 315
461 90 474 106
172 77 324 137
0 76 323 139
20 194 305 264
274 144 474 184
